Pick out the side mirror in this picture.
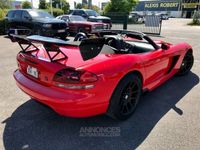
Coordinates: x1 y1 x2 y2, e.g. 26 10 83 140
24 16 32 21
161 43 170 50
82 14 88 18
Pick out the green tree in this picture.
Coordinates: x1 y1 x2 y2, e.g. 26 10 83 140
76 3 82 9
39 0 47 9
52 0 70 14
91 5 100 13
104 0 138 14
82 5 100 13
0 0 10 9
22 1 32 9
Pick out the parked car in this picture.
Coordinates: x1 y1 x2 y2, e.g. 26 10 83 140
70 9 112 29
156 13 169 20
5 9 68 39
129 12 145 24
161 14 169 20
10 30 194 120
56 15 108 34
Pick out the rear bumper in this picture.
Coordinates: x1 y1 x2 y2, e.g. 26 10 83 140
13 70 109 118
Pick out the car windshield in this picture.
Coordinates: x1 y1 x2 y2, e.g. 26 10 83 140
29 11 54 19
70 16 86 22
85 10 100 17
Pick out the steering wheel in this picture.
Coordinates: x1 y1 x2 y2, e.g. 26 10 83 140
105 37 122 50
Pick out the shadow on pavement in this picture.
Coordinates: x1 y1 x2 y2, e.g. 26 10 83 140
2 72 199 150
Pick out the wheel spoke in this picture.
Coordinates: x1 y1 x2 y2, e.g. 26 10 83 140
179 52 193 74
119 81 140 115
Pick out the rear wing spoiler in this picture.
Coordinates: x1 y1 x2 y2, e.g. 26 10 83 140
9 35 106 62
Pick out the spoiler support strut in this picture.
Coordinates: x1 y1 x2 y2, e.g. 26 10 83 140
9 34 107 62
10 35 71 62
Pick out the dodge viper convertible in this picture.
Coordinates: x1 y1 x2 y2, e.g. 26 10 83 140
11 30 194 120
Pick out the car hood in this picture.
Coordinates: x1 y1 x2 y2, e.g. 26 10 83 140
70 21 104 26
33 18 65 24
89 16 111 20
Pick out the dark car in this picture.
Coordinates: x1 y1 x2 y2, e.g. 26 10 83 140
56 15 108 34
70 9 112 29
5 9 68 39
155 13 169 20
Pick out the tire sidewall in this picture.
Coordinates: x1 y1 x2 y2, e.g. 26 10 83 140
107 74 142 120
177 51 194 76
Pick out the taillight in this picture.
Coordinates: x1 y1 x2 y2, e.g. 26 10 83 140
53 69 98 89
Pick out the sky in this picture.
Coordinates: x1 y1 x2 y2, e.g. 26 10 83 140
19 0 109 9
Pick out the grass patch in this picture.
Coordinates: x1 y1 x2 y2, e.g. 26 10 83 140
188 11 200 26
188 21 200 26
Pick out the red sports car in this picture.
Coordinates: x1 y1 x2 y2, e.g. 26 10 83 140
11 30 194 120
56 15 107 34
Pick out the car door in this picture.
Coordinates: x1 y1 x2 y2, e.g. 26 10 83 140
12 10 22 29
141 48 171 87
21 10 33 30
5 10 14 31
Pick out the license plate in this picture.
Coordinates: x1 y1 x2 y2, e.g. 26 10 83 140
58 29 65 33
27 65 38 78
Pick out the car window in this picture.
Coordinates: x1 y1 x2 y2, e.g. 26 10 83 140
7 10 14 18
73 10 84 16
29 11 54 18
72 10 77 15
13 10 22 19
69 16 86 22
61 16 70 22
85 10 100 17
22 11 31 20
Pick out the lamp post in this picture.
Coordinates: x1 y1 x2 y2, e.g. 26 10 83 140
31 0 33 8
50 0 53 15
88 0 92 9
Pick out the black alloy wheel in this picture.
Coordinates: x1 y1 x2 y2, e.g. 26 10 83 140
107 74 142 120
177 51 194 76
119 81 140 116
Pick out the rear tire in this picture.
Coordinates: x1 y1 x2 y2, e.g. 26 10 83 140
106 74 142 120
177 51 194 76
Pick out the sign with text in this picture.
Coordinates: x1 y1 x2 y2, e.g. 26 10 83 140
182 3 199 9
136 1 180 11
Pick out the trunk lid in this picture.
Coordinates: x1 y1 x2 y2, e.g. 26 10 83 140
17 45 114 86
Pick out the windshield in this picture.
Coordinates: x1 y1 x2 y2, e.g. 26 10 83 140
70 16 86 22
85 10 100 17
29 11 54 19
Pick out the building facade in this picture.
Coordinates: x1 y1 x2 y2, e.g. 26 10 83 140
135 0 200 18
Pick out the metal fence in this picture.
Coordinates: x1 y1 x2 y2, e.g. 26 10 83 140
106 13 162 35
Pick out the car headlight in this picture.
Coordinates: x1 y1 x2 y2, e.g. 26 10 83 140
43 24 52 28
103 24 108 29
92 25 96 31
85 27 90 30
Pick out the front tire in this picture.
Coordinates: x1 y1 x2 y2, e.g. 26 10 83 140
106 74 142 120
177 51 194 76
